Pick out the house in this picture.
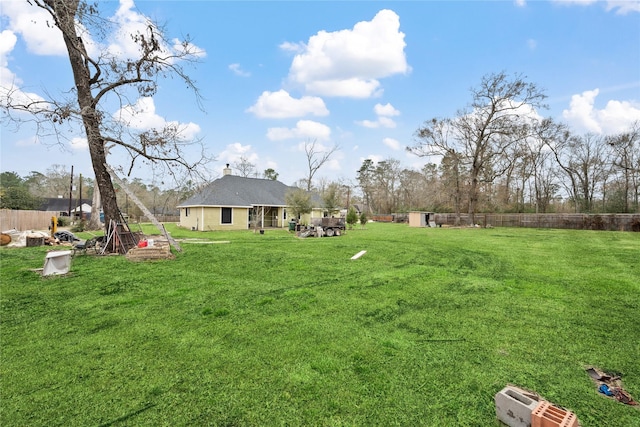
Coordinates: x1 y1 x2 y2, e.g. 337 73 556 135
40 197 92 218
177 165 323 231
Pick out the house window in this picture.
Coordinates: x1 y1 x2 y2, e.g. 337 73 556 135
221 207 232 224
185 208 189 217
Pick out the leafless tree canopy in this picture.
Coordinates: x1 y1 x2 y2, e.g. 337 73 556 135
233 156 257 178
303 139 339 191
1 0 213 228
409 72 547 224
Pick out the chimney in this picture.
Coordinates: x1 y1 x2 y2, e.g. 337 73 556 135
223 163 232 176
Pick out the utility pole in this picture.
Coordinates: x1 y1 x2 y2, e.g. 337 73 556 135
68 165 74 217
79 174 83 221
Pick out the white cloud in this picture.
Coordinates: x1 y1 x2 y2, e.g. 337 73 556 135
305 78 382 99
527 38 537 50
552 0 640 14
106 0 163 59
1 0 205 112
378 117 397 128
218 143 259 166
562 89 640 134
114 97 201 139
0 29 48 110
15 135 40 147
286 9 410 98
2 0 205 62
229 63 251 77
358 119 380 129
0 29 20 88
515 0 527 7
360 154 385 165
0 30 17 63
375 103 400 117
356 102 400 128
383 137 401 150
70 136 88 151
279 41 305 53
0 1 67 56
554 0 598 4
247 90 329 119
172 38 206 59
605 0 640 14
267 120 331 141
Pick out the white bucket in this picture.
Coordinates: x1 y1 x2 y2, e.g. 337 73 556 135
148 239 154 247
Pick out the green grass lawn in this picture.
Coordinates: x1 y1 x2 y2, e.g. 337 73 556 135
1 223 639 426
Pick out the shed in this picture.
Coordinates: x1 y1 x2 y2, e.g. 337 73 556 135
409 211 437 227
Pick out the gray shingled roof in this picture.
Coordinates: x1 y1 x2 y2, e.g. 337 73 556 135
40 198 92 212
178 175 298 208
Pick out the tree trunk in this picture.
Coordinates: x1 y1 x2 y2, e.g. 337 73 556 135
468 176 478 225
52 0 120 230
87 182 102 230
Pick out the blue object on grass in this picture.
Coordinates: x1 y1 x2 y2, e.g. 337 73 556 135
599 384 614 396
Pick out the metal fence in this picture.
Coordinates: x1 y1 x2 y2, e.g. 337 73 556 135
0 209 57 231
433 213 640 232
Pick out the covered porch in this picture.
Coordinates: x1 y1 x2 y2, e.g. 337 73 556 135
248 205 287 229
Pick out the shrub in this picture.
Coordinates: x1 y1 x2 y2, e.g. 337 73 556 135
359 211 367 227
346 206 358 229
71 220 86 232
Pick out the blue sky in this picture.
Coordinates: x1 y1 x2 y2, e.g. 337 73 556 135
1 0 639 188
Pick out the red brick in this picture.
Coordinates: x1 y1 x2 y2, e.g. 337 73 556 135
531 401 578 427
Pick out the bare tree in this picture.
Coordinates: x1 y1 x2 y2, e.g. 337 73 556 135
606 121 640 212
373 159 402 214
408 117 466 224
303 139 339 191
409 72 547 225
547 131 611 213
1 1 212 229
234 156 257 178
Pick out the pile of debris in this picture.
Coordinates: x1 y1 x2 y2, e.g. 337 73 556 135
586 366 638 406
1 229 79 248
125 238 174 261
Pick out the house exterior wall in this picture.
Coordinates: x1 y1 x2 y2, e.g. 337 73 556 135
180 206 250 231
298 208 325 226
180 206 290 231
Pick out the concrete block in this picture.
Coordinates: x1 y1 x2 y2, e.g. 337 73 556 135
495 386 540 427
531 401 578 427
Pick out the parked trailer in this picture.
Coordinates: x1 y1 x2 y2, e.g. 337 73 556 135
299 217 346 238
320 217 346 236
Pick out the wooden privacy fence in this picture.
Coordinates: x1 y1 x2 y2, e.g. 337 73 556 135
0 210 181 232
139 215 179 223
433 213 640 232
0 209 57 231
